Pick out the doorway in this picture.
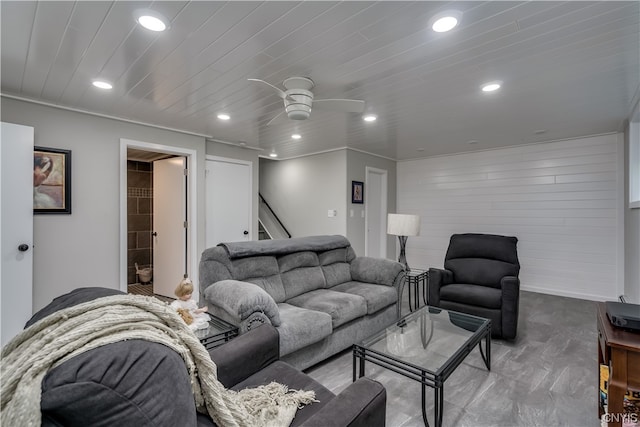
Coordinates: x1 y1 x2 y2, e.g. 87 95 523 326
119 139 199 298
365 167 388 258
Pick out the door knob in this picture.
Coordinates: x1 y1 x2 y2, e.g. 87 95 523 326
18 244 29 252
243 230 249 235
152 232 158 237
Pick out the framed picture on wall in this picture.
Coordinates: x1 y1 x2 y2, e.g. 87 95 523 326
352 180 364 204
33 146 71 214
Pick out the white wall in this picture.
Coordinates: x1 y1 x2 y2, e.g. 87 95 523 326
259 150 347 237
1 97 206 311
398 133 623 301
346 149 397 257
624 101 640 303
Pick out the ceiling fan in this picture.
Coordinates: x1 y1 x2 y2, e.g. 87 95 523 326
248 76 365 126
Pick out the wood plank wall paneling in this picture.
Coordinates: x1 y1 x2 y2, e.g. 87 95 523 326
397 133 621 301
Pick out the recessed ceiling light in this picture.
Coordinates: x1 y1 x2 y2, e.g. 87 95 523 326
135 10 169 32
291 134 301 140
468 140 479 144
417 148 425 152
92 80 113 90
217 114 230 120
269 153 278 158
534 129 547 135
363 115 377 122
481 82 502 92
431 11 461 33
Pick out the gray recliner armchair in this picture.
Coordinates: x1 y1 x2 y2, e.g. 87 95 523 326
428 233 520 339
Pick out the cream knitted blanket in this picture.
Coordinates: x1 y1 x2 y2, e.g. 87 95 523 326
0 294 316 427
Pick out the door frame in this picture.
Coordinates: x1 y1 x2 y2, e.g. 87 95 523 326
364 166 388 258
205 155 254 243
119 139 199 295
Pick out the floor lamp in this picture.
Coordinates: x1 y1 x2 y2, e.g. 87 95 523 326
387 213 421 271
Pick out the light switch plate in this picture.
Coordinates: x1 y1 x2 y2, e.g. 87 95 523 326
328 209 337 217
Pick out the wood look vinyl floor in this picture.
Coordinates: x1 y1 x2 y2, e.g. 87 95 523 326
305 290 599 427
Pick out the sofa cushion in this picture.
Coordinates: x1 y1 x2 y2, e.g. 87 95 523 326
287 289 367 328
318 248 348 265
446 258 517 289
278 251 319 273
331 281 397 315
41 340 195 427
440 283 502 309
231 361 335 427
281 266 327 300
277 303 332 356
322 262 352 287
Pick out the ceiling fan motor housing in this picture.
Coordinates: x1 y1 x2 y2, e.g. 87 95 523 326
284 89 314 120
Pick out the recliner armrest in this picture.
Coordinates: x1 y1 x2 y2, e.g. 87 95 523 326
500 276 520 340
301 377 386 427
208 324 279 388
428 268 453 306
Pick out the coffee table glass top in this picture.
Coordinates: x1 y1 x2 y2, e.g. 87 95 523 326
359 306 489 374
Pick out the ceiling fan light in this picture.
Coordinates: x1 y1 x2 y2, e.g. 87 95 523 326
291 134 301 140
92 80 113 90
363 114 377 122
288 110 310 120
217 113 230 120
135 10 169 32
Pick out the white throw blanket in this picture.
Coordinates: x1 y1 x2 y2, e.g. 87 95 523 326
0 294 316 427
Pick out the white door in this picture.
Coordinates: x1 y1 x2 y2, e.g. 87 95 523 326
153 157 187 299
1 122 34 347
365 167 388 258
206 157 252 247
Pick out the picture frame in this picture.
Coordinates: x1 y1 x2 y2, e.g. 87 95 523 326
33 146 71 214
352 180 364 204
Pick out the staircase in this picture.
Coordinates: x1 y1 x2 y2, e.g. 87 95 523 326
258 193 291 240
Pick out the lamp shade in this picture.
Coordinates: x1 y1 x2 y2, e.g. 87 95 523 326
387 214 420 237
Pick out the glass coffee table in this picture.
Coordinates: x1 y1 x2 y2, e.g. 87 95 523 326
353 306 491 427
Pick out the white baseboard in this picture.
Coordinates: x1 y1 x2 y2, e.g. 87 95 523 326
520 285 616 302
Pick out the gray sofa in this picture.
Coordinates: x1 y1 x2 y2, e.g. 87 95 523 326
199 235 405 370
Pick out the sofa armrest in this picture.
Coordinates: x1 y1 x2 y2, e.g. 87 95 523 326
427 268 453 306
301 377 386 427
350 257 404 287
203 280 281 328
208 324 280 388
500 276 520 340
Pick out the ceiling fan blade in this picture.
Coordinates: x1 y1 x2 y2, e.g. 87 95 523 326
313 99 365 113
248 78 288 100
265 110 289 126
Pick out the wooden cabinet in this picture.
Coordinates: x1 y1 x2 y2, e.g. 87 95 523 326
597 302 640 426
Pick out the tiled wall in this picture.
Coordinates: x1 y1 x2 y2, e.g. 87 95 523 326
127 160 153 284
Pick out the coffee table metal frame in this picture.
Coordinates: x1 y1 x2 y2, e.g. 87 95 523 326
352 306 491 427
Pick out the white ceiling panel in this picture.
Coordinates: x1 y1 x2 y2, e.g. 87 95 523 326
1 1 638 160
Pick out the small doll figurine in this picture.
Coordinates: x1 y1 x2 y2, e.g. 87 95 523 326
170 276 209 330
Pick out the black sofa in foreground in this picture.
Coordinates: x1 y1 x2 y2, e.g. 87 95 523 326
19 287 387 427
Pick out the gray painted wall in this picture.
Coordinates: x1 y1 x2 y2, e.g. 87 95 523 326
624 103 640 303
346 149 397 258
259 151 347 237
1 97 208 311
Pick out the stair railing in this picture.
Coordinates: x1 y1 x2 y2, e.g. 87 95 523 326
259 193 292 238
